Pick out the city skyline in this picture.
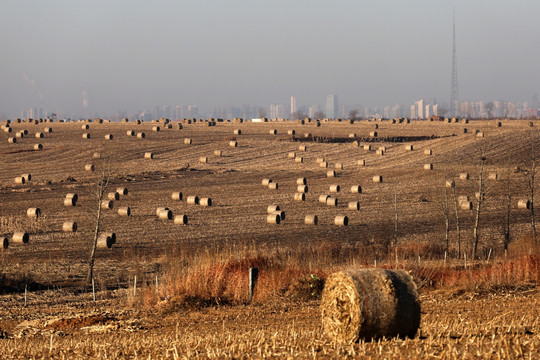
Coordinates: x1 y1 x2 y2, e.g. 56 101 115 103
1 1 539 119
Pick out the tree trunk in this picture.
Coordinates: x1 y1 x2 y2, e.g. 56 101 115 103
473 162 485 261
452 186 461 258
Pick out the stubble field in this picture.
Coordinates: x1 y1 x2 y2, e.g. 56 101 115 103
0 118 539 358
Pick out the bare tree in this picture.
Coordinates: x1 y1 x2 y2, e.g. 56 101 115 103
86 156 112 285
349 109 361 121
527 137 537 239
503 167 513 251
313 111 325 120
484 102 494 119
439 185 450 255
291 110 307 121
451 179 462 258
472 148 487 260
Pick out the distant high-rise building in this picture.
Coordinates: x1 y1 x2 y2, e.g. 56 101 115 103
414 99 424 119
425 104 431 119
325 95 338 119
433 104 439 116
410 105 416 119
290 96 296 117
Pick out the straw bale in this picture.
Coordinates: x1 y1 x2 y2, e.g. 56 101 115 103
200 197 212 207
97 233 115 248
321 268 420 343
171 191 183 201
294 192 305 201
296 177 307 185
62 221 77 232
334 215 348 226
174 214 188 225
305 215 318 225
12 232 29 244
117 207 131 216
116 187 128 196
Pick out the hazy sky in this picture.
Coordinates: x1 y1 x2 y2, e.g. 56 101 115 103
1 0 539 117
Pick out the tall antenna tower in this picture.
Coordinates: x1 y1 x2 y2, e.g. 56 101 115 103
450 8 459 117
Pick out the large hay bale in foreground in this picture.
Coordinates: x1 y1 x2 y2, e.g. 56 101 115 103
321 268 420 343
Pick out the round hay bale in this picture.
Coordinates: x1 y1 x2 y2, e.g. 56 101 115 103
458 195 469 204
297 185 308 193
21 173 32 181
97 233 115 249
12 232 29 244
369 131 378 138
105 134 113 140
183 138 192 145
234 129 242 135
26 207 41 219
85 164 95 172
262 178 272 186
116 187 128 196
8 137 16 144
497 121 502 127
267 204 280 213
374 124 379 129
320 161 329 168
316 157 325 163
14 176 25 185
296 177 307 185
15 131 24 138
476 132 485 138
295 156 303 163
101 200 113 209
66 193 78 201
155 207 169 216
171 191 183 201
158 209 173 220
64 197 77 207
335 162 343 170
329 184 340 193
108 192 120 201
378 146 387 152
126 130 135 136
424 149 432 155
174 214 188 225
326 170 336 178
376 150 384 156
460 173 469 180
62 221 77 233
34 143 43 150
298 145 307 152
3 126 12 133
319 194 330 203
200 197 212 207
272 210 285 220
35 132 44 138
352 141 359 147
348 201 360 211
44 127 52 133
334 215 348 226
81 124 89 130
269 129 277 135
294 192 305 201
357 159 366 166
117 206 131 216
445 180 455 188
363 145 371 151
461 201 473 210
518 199 531 209
137 132 145 139
287 129 295 135
405 145 413 151
268 182 278 190
488 172 498 180
305 214 318 225
229 140 238 147
93 152 101 159
199 156 208 164
424 163 433 170
266 213 280 224
463 128 468 133
304 133 311 138
288 151 296 159
321 268 420 343
214 150 223 157
152 126 160 132
2 236 8 249
349 133 356 138
373 175 383 183
351 185 362 193
326 197 338 206
82 133 91 139
186 196 199 205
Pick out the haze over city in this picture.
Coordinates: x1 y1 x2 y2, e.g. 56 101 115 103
1 0 539 119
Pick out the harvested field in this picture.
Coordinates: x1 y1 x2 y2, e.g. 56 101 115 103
0 118 539 357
